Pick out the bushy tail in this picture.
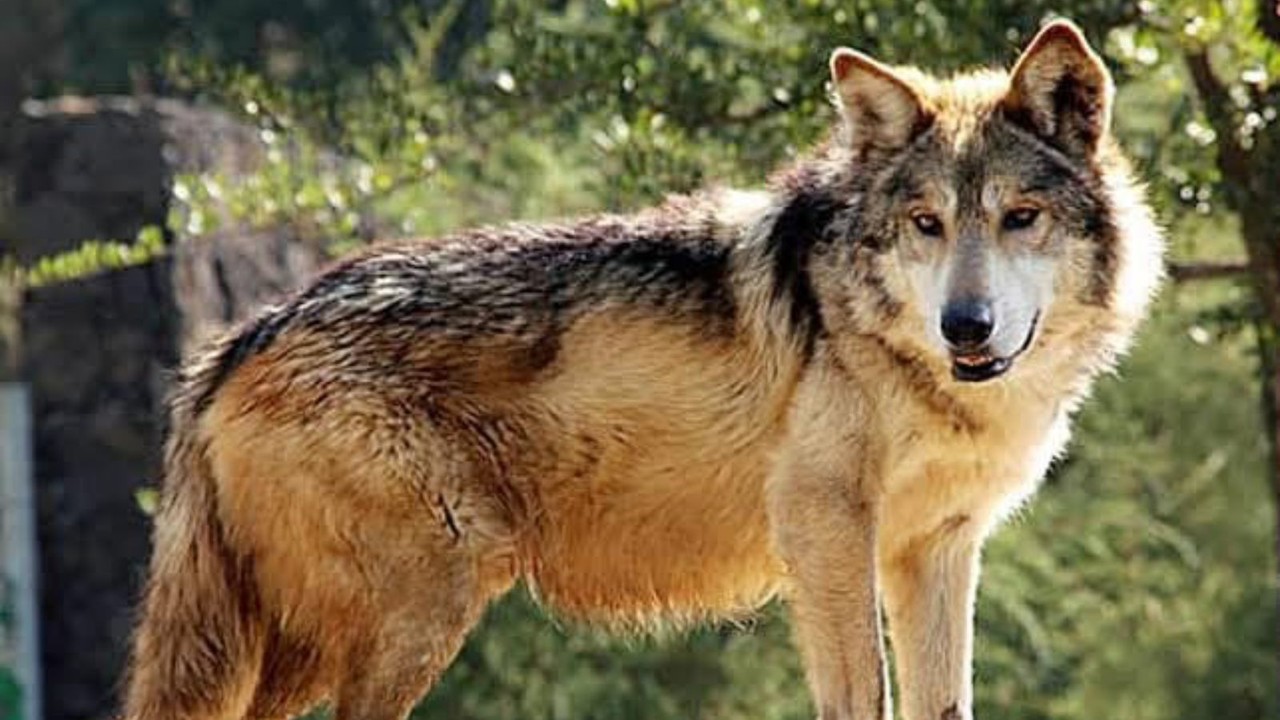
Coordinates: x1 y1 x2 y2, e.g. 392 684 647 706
123 345 264 720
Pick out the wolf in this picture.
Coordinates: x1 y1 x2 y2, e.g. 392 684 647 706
123 19 1162 720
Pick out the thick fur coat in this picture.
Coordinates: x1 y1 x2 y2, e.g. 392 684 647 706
124 20 1163 720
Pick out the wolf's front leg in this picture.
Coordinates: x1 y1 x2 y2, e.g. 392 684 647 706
768 373 891 720
879 518 983 720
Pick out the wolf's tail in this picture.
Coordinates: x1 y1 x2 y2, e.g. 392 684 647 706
123 339 264 720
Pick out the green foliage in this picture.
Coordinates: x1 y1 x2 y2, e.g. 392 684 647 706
0 583 21 720
416 595 815 720
0 668 17 720
0 674 18 720
53 0 490 93
16 227 167 288
167 1 1151 234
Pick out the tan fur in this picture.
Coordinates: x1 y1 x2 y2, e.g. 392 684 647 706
123 20 1162 720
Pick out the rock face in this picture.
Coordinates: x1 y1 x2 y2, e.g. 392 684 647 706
5 97 329 720
21 261 177 720
8 103 170 263
174 225 329 352
5 96 266 264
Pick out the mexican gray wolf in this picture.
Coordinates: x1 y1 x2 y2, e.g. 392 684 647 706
123 19 1163 720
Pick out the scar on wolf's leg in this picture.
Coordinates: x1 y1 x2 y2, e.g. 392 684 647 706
940 702 962 720
436 493 463 541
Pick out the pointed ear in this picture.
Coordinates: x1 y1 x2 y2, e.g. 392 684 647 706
1002 20 1114 156
829 48 931 155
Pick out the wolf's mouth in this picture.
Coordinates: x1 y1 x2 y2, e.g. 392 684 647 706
950 312 1040 383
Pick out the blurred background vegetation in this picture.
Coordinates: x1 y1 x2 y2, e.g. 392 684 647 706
3 0 1280 718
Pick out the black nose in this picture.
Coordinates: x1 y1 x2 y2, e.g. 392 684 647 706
941 299 995 348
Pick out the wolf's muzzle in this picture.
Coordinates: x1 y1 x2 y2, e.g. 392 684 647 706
949 311 1040 383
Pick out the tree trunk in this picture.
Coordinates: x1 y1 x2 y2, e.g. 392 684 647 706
1265 338 1280 706
1184 44 1280 707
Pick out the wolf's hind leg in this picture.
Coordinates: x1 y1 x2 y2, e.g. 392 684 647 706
330 559 494 719
213 393 521 720
326 455 519 720
327 500 515 720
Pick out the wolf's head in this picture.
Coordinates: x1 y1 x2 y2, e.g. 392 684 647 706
806 20 1162 387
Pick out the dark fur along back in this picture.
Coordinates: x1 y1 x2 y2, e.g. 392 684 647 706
193 206 749 412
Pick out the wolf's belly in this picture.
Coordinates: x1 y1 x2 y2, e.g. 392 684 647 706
509 310 800 622
520 436 786 624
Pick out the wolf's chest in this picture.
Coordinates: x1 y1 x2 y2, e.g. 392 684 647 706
879 393 1069 527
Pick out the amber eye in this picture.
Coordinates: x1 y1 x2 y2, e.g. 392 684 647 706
911 213 943 237
1002 207 1040 231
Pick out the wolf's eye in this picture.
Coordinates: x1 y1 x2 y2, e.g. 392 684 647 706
1002 207 1040 231
911 213 943 237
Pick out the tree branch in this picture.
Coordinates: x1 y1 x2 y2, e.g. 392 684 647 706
1259 0 1280 44
1183 50 1249 178
1184 51 1232 127
1168 259 1252 282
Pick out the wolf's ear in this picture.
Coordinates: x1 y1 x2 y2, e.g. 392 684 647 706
829 48 930 155
1002 20 1114 156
